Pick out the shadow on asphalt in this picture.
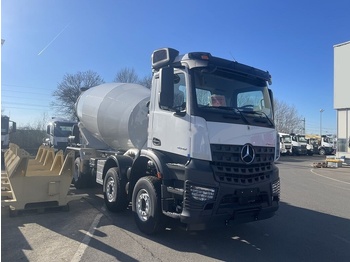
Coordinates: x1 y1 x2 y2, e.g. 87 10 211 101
277 154 327 163
1 154 347 261
2 190 349 262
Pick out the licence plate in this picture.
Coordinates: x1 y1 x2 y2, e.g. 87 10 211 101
236 188 259 197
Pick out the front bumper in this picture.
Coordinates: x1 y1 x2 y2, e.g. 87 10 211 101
164 159 280 230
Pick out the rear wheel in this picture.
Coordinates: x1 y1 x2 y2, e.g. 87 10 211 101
319 148 326 155
73 157 87 189
103 167 129 212
132 176 165 235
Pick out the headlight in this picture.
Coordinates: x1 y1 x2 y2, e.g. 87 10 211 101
272 179 280 196
190 185 216 201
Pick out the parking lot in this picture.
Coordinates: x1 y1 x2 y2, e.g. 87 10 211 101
2 154 350 262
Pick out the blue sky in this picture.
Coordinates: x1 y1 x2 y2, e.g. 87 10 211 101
1 0 349 135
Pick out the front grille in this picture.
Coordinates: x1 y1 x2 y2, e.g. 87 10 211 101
56 142 68 149
211 144 275 185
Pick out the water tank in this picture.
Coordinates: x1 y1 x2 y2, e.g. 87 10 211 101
76 83 150 150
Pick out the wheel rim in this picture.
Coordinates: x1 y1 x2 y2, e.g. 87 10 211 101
136 189 151 222
106 176 115 202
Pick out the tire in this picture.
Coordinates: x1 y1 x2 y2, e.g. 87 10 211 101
88 168 97 188
132 176 165 235
73 157 87 189
103 167 129 212
319 148 326 156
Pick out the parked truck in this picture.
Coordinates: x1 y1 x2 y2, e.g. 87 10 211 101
66 47 280 234
1 116 16 150
45 118 77 151
279 132 292 155
1 115 16 167
305 135 335 155
306 137 319 156
290 133 308 155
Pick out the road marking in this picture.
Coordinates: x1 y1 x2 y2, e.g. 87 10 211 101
333 234 350 245
71 213 103 262
310 169 350 185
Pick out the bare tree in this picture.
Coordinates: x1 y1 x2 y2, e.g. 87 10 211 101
274 98 304 134
52 70 104 120
113 67 152 89
33 112 49 131
138 75 152 89
113 67 139 83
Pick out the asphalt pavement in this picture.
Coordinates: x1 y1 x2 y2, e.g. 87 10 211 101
2 155 350 262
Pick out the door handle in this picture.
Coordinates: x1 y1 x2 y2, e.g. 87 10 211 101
152 137 161 146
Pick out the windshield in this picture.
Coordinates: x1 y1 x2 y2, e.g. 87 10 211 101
324 137 334 143
54 123 75 137
192 69 273 127
282 136 291 143
1 117 9 135
298 136 307 142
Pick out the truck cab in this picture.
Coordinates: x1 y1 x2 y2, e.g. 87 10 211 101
1 115 16 166
45 118 77 151
290 133 307 155
1 115 16 151
319 135 335 155
305 135 336 155
306 137 318 155
279 133 292 155
144 48 280 230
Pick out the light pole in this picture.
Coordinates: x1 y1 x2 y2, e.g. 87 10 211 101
320 109 324 136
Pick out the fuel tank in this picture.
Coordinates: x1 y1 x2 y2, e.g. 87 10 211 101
76 83 150 150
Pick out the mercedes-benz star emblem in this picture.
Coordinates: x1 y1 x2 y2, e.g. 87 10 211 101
241 144 255 164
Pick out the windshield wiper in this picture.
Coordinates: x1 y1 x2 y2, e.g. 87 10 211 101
238 110 274 127
214 106 250 124
199 106 251 124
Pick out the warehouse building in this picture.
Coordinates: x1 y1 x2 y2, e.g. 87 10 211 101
334 41 350 158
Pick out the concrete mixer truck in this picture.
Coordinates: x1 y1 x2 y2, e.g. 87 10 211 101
66 47 280 234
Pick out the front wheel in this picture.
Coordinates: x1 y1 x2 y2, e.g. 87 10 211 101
132 176 165 235
319 148 326 155
103 167 129 212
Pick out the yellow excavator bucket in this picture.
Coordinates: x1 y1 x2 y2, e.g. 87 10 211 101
1 144 85 212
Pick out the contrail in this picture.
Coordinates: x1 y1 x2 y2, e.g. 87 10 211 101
38 23 70 56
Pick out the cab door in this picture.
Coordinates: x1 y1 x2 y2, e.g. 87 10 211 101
148 69 191 159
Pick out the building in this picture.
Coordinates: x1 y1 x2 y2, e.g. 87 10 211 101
334 41 350 158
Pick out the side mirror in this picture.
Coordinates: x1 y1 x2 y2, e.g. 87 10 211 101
11 122 16 133
268 88 274 112
159 67 174 109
